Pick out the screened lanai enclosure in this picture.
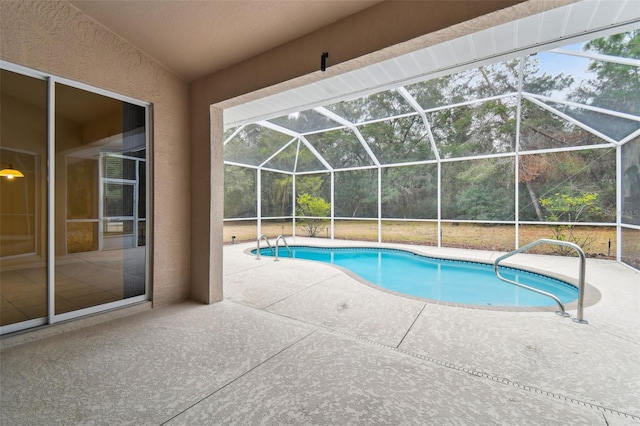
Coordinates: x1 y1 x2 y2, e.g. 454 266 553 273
223 29 640 270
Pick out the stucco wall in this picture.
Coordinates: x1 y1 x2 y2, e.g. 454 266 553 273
0 1 191 306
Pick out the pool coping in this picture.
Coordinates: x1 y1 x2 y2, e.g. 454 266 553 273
244 244 602 313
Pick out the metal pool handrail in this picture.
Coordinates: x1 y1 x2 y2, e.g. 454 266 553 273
493 239 587 324
274 235 291 261
256 234 273 260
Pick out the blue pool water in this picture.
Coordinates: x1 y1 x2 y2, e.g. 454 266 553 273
255 246 578 307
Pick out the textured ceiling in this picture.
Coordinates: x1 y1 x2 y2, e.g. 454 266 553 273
69 0 383 81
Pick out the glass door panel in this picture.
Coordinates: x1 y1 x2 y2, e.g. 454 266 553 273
55 83 147 316
0 70 48 329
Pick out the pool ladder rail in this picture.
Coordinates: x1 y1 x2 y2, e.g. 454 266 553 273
255 234 273 260
493 238 587 324
255 234 292 261
274 235 292 261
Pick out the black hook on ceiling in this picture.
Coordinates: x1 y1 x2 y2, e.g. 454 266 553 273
321 52 329 72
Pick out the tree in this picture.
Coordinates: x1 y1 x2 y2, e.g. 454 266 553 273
334 169 378 218
572 30 640 115
417 57 574 221
223 165 256 218
261 171 292 217
454 158 515 220
296 193 330 237
540 192 602 252
519 149 616 222
296 174 329 198
381 164 437 219
519 31 637 223
305 129 372 169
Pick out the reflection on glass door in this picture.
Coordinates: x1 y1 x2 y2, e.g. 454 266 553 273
103 181 136 249
0 70 48 329
101 155 139 250
1 149 37 257
55 83 147 316
1 65 149 334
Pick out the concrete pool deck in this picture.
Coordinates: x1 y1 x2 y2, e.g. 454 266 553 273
1 238 639 425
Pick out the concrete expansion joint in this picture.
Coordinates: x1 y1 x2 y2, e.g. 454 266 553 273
589 323 640 346
224 262 272 277
396 303 428 349
250 302 640 422
393 345 640 422
261 278 333 310
159 329 317 426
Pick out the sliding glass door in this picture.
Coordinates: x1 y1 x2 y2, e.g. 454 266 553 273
0 65 150 334
0 70 48 329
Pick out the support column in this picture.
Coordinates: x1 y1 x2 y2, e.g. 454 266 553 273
189 103 223 304
210 106 224 302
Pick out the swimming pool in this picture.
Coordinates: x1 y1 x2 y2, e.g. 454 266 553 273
254 246 579 307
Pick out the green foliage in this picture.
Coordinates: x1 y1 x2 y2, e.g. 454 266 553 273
261 172 292 217
576 30 640 115
334 169 378 218
224 165 256 218
224 124 292 166
540 192 602 222
442 158 515 220
359 115 432 164
381 165 437 219
518 149 617 222
305 129 372 169
296 193 330 237
296 174 327 197
540 192 602 252
586 30 640 59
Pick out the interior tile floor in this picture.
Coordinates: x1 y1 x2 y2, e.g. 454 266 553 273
1 238 639 425
1 247 146 325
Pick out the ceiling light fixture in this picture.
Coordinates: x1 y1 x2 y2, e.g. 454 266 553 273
0 164 25 180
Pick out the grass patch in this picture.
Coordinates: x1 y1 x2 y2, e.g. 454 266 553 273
224 220 617 259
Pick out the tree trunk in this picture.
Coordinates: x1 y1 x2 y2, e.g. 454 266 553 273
281 187 288 216
525 180 545 221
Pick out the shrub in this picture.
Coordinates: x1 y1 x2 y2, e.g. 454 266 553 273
296 193 330 237
540 192 602 253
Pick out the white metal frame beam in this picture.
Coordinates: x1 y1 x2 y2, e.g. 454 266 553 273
221 24 640 272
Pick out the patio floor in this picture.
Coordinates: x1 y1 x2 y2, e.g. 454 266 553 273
1 237 639 425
